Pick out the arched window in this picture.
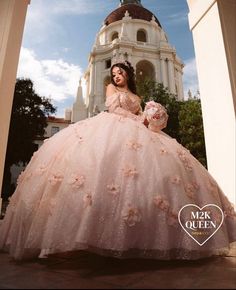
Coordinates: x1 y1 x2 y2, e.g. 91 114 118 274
105 59 111 69
137 30 147 42
111 32 119 41
136 60 155 83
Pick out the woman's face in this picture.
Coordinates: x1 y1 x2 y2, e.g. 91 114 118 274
112 66 128 87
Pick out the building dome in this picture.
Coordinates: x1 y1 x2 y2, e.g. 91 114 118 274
79 0 184 121
104 3 162 27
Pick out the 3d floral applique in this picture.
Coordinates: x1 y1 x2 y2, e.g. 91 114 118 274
184 162 193 172
122 204 142 227
177 149 193 172
48 172 64 186
68 173 85 189
122 166 139 178
160 148 168 155
184 182 199 200
83 193 92 209
36 164 48 176
98 216 106 223
126 140 143 151
153 196 178 226
107 183 120 196
167 210 178 226
169 175 182 185
191 181 200 190
153 196 170 212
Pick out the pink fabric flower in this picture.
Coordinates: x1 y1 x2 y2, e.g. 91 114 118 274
153 196 170 211
122 205 142 227
122 166 139 178
191 181 200 190
177 149 188 161
49 172 63 186
68 174 85 189
168 211 178 226
160 148 168 155
177 149 193 172
170 175 182 185
36 164 48 175
184 183 197 200
126 140 142 151
107 183 120 196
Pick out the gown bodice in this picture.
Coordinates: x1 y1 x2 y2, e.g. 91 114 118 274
105 91 142 116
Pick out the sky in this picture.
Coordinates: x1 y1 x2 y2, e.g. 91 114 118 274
17 0 199 117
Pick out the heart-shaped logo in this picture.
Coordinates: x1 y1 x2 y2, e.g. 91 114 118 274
178 204 224 246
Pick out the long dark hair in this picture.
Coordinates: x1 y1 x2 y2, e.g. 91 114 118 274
110 61 137 94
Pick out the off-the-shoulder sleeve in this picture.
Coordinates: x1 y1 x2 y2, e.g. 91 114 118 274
105 93 121 112
105 93 145 122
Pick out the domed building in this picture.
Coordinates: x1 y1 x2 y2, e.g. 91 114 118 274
72 0 184 121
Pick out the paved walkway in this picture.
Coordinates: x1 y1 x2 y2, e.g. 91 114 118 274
0 246 235 289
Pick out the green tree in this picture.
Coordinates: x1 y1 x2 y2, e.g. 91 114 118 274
137 79 207 167
2 78 56 200
178 98 207 168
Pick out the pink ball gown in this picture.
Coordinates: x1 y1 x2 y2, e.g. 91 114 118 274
0 91 235 260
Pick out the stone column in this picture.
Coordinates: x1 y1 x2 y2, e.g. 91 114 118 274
160 58 168 88
89 60 95 96
95 60 103 106
167 59 176 94
88 60 95 116
177 70 184 100
187 0 236 205
0 0 30 214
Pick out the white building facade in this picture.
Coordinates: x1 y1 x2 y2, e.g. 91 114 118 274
73 0 184 120
187 0 236 205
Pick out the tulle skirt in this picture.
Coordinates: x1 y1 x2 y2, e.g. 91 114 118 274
0 112 235 260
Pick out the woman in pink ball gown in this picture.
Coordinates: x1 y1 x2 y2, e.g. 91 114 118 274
0 61 235 260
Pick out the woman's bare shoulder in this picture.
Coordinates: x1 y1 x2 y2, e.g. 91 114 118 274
106 83 117 97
